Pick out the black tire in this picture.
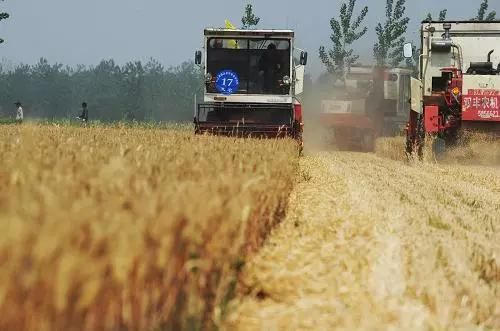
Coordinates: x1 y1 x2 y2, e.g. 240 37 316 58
432 137 446 158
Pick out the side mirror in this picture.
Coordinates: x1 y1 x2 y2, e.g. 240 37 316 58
195 50 202 65
403 43 413 59
300 51 308 65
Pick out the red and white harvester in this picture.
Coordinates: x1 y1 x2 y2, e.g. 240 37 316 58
405 21 500 155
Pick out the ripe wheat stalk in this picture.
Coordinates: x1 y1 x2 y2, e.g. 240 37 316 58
0 123 298 331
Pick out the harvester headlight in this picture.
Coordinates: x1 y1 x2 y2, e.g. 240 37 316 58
452 87 460 96
205 73 213 83
282 75 291 85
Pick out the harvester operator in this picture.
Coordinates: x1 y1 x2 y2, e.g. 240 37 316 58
259 43 282 93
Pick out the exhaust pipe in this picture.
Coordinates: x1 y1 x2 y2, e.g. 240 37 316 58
488 49 494 63
443 23 451 40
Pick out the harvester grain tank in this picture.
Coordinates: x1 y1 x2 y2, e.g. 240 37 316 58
404 21 500 155
194 28 308 147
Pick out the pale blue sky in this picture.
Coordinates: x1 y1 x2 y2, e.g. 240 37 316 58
1 0 498 76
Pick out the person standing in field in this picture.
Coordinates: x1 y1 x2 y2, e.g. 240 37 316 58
77 102 89 124
14 101 23 124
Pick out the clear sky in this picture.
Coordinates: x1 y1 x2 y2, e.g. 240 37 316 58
1 0 499 76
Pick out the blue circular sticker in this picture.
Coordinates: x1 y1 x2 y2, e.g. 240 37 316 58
215 70 240 95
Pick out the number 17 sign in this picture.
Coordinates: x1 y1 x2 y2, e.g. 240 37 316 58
215 70 240 95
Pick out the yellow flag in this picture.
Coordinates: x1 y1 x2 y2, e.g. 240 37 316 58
225 19 239 49
225 19 236 30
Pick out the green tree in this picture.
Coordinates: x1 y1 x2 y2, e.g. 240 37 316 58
0 0 9 45
474 0 496 21
143 58 165 121
122 61 146 121
159 62 200 121
373 0 410 67
241 3 260 29
30 58 72 119
425 9 447 21
318 0 368 82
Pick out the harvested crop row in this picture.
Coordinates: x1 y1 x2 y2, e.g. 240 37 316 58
375 134 500 166
225 152 500 330
0 124 298 331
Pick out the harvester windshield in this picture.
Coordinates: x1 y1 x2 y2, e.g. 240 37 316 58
206 38 291 95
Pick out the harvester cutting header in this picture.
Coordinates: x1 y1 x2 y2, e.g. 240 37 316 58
405 21 500 155
194 26 308 146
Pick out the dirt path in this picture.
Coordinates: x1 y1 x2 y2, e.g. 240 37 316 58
224 152 500 331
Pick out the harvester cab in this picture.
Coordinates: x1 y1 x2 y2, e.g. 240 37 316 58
404 21 500 156
194 28 307 147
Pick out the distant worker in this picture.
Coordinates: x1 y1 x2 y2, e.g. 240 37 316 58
77 102 89 123
259 43 282 93
14 101 23 124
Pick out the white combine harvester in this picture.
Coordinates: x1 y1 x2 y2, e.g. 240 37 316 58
194 28 308 147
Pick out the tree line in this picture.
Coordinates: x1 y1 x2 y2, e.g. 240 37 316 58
0 58 201 122
0 1 497 121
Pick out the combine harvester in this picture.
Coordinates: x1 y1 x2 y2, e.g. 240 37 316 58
193 26 308 148
405 21 500 156
320 66 412 151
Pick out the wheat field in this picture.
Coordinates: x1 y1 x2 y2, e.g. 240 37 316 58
0 123 298 331
225 140 500 330
1 123 499 331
